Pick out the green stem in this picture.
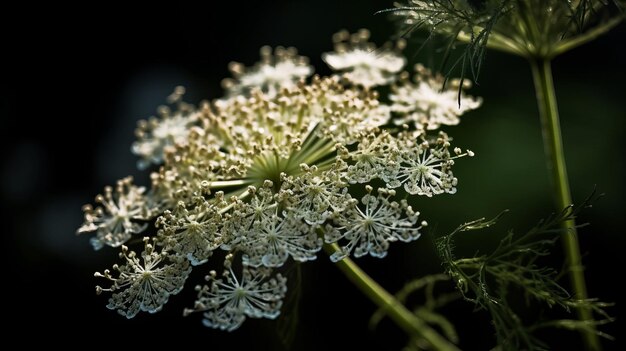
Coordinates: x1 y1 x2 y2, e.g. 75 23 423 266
530 59 600 351
456 29 525 57
323 243 460 351
207 179 252 188
552 15 625 58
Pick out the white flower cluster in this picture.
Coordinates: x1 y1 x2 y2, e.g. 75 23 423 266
78 29 480 331
222 45 313 98
390 64 482 131
132 87 200 170
323 29 406 88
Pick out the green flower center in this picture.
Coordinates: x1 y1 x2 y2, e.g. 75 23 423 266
246 133 337 189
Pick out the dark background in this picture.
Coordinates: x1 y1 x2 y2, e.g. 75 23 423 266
2 1 625 349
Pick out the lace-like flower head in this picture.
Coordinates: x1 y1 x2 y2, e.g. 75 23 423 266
222 46 313 98
323 29 406 88
325 186 425 262
78 29 479 331
185 254 287 331
77 177 153 250
95 238 191 318
390 64 482 131
157 196 227 266
132 87 200 170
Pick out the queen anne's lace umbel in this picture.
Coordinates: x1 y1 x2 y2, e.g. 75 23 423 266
77 29 480 331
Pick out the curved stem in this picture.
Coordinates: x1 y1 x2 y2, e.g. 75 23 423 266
530 59 601 351
323 243 460 351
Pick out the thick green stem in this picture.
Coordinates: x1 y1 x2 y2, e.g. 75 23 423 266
530 59 600 351
323 243 460 351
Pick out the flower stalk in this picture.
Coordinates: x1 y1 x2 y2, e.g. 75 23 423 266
530 58 600 351
323 243 460 351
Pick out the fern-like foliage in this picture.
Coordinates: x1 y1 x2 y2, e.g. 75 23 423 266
436 197 613 350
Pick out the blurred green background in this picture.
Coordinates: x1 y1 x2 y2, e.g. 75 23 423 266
2 1 624 349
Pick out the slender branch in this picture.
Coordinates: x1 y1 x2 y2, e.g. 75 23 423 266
552 15 625 57
456 29 526 57
207 179 252 188
323 243 460 351
529 59 601 351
